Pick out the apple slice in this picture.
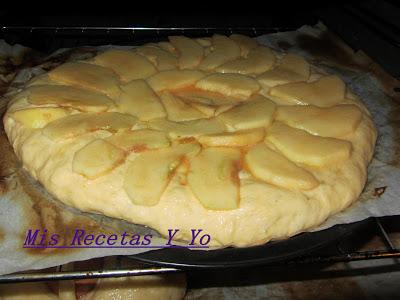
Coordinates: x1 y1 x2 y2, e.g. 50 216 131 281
217 95 276 130
106 129 170 152
189 102 218 117
157 41 177 55
160 92 206 122
216 46 276 75
147 70 205 92
280 53 309 76
195 38 212 47
197 128 265 147
174 88 237 106
265 122 352 167
198 34 241 70
215 105 236 116
257 53 310 87
169 36 204 69
188 147 241 210
27 74 61 87
118 80 166 120
26 85 115 112
245 143 319 190
229 34 258 56
124 143 201 206
276 104 363 137
43 112 137 141
148 117 226 139
72 139 126 179
48 62 121 99
269 75 346 107
10 107 70 129
135 45 178 71
195 73 260 100
93 49 157 81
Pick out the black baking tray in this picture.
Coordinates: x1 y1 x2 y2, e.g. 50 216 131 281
130 218 372 269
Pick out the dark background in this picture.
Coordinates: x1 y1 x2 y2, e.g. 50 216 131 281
0 0 399 78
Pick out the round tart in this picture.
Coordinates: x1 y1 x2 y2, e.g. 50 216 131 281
3 34 377 247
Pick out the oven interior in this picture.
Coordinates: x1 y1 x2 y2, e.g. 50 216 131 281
0 1 399 296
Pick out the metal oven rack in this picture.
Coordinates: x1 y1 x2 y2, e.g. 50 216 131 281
0 217 398 283
0 25 297 54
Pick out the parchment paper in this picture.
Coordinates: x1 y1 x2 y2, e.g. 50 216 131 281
0 23 399 276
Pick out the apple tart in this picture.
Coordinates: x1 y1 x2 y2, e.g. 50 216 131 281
3 34 377 247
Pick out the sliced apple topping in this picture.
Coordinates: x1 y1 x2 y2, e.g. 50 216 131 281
26 74 61 87
195 37 212 47
217 95 276 130
160 92 206 122
135 46 178 71
169 36 204 69
229 34 258 56
245 143 319 190
269 75 346 107
184 102 233 118
216 46 276 75
106 129 170 152
157 41 177 55
197 128 265 147
265 122 352 167
148 117 226 139
72 139 125 179
93 49 157 81
118 80 166 120
257 53 310 87
195 73 260 100
174 88 238 106
188 147 241 210
48 62 121 99
26 85 115 112
147 70 205 92
189 102 218 117
43 112 137 141
276 104 363 137
215 105 236 116
198 34 241 70
10 107 70 129
124 143 201 206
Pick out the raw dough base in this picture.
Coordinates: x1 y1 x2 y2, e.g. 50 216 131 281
3 109 376 247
